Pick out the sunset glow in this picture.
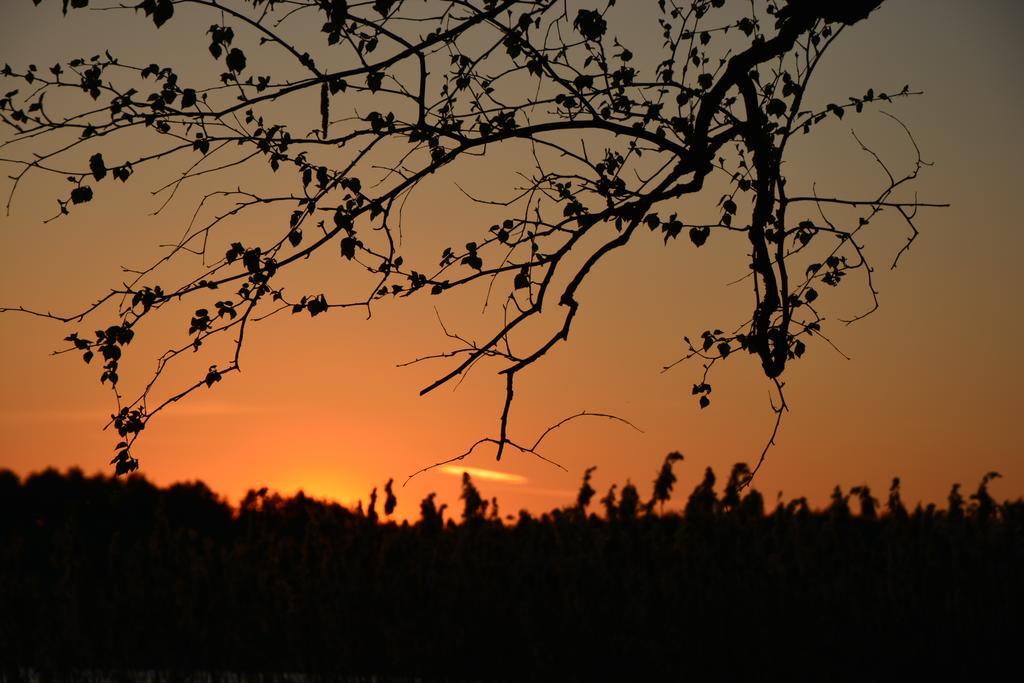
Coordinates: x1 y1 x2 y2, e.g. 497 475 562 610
1 0 1021 519
2 2 1021 678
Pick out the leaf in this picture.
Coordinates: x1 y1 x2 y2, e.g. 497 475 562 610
288 228 302 247
573 9 607 42
242 248 261 273
88 153 106 181
140 0 174 28
113 164 133 182
514 271 530 289
766 98 786 118
307 295 328 316
689 226 709 247
63 0 89 14
699 395 710 409
226 48 246 74
334 210 353 232
340 236 358 260
225 242 244 264
112 450 138 476
181 88 197 108
70 186 93 204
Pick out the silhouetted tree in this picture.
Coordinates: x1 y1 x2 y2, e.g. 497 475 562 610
948 483 965 522
576 465 597 514
685 466 718 518
721 461 751 511
383 477 398 517
459 471 485 521
739 485 764 519
648 451 684 514
887 477 907 519
618 480 640 520
0 0 944 475
600 483 618 521
970 471 1001 523
828 484 850 520
850 484 878 520
419 491 446 532
365 486 379 524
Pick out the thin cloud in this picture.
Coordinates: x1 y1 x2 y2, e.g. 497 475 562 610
439 465 528 485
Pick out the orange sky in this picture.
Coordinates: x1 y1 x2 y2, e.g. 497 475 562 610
1 0 1022 518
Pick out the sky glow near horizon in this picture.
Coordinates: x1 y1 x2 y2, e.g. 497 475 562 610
439 466 529 485
0 0 1022 519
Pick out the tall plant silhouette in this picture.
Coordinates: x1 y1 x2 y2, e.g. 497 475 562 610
0 464 1018 677
0 0 943 475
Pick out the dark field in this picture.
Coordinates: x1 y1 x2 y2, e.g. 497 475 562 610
1 461 1020 681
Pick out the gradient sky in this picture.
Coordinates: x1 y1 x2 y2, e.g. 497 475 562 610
1 0 1022 518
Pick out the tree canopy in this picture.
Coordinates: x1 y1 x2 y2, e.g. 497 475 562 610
0 0 943 476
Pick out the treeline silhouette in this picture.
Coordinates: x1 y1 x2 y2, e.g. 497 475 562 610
1 456 1020 681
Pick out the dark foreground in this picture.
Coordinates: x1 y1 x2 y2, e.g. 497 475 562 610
1 460 1020 681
